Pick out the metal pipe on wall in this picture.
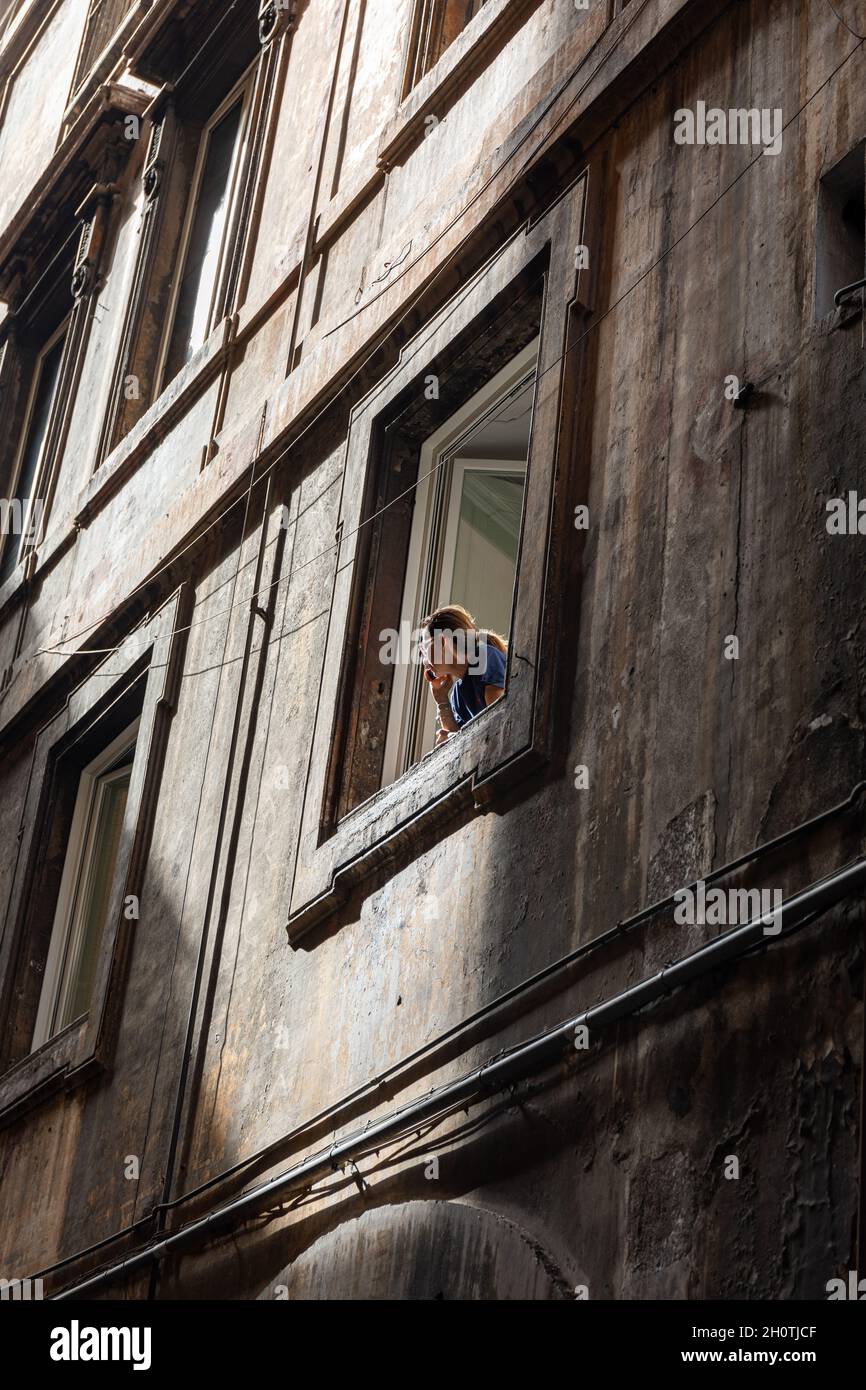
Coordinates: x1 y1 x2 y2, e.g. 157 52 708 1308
52 855 866 1299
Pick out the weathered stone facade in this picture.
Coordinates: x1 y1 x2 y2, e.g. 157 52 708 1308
0 0 864 1300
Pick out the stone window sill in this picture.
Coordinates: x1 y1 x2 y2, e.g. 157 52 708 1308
377 0 540 171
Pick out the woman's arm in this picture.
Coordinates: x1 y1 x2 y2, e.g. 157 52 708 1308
427 672 459 741
484 683 505 707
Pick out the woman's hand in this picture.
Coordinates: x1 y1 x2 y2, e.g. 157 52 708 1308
425 668 459 736
428 671 452 702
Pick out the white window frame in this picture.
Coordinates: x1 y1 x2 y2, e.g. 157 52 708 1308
31 717 140 1051
381 337 538 786
0 316 68 577
155 68 254 391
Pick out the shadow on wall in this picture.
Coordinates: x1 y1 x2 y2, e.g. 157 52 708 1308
252 1199 582 1300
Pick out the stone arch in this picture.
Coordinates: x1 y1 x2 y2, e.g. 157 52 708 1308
260 1199 582 1300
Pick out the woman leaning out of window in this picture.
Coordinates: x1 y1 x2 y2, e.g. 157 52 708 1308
419 604 507 746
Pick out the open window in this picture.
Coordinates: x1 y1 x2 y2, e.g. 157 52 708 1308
329 267 544 822
31 719 140 1051
95 0 264 462
286 173 586 940
382 340 537 784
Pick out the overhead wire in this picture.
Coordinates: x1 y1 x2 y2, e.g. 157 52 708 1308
12 0 866 1295
28 0 654 659
22 1 866 672
35 29 866 665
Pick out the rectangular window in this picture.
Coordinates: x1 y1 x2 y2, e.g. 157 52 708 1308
158 81 250 389
0 592 185 1119
816 141 865 319
382 340 536 784
327 265 545 821
0 319 67 585
31 719 139 1050
287 172 583 941
404 0 489 93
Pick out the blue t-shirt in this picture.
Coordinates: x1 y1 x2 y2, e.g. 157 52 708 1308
448 639 507 727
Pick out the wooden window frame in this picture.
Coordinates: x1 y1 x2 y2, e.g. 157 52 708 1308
285 176 588 942
815 141 866 324
0 586 187 1128
381 341 538 786
31 716 141 1051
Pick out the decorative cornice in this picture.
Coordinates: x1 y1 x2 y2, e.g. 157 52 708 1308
0 80 150 296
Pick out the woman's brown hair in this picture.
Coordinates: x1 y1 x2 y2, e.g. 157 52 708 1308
421 603 508 654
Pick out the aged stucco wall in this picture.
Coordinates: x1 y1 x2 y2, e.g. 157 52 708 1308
0 0 863 1299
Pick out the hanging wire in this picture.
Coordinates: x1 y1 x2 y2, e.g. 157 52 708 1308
18 10 866 677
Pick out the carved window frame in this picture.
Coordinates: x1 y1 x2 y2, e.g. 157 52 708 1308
94 1 290 471
0 586 187 1127
0 183 116 607
286 176 588 941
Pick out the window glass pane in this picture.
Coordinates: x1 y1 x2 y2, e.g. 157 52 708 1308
380 345 537 791
55 769 130 1032
0 332 65 584
450 469 525 639
164 98 244 382
412 466 524 763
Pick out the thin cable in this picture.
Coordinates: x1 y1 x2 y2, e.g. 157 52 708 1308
23 20 866 671
28 781 866 1283
29 0 651 658
323 0 654 336
823 0 866 41
39 277 545 657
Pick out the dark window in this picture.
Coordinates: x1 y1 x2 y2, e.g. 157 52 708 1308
0 325 66 584
816 141 865 319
